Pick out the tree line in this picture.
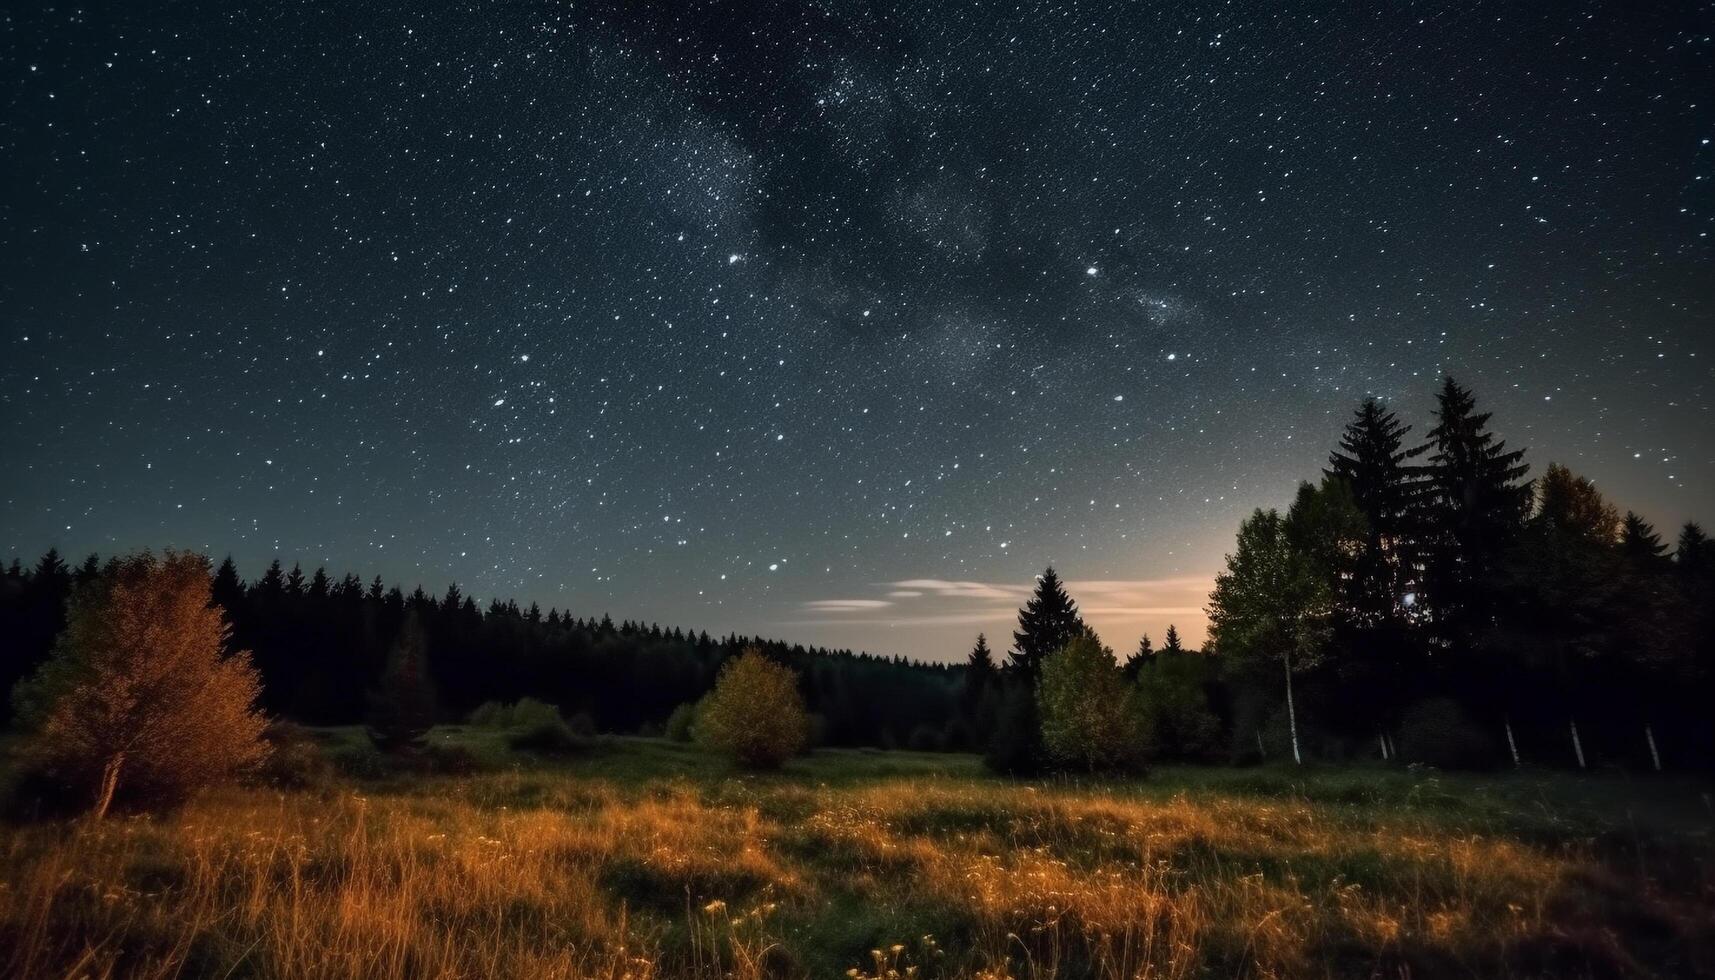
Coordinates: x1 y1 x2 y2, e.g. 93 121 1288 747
0 553 960 752
2 377 1709 774
951 377 1714 774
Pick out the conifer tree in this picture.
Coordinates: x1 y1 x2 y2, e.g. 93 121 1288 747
1122 633 1155 680
1419 377 1530 656
1161 624 1185 654
366 612 437 753
1009 567 1085 678
1325 398 1426 626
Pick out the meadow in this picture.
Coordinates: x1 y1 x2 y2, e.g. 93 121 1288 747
2 731 1711 979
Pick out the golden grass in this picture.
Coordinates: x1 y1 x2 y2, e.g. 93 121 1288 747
1 748 1709 979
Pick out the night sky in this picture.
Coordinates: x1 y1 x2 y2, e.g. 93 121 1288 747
4 2 1711 661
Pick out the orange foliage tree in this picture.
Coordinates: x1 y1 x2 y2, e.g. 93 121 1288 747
12 551 269 817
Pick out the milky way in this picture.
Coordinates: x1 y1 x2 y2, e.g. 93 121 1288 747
4 2 1711 660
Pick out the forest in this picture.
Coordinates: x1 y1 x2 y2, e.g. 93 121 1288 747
1 378 1710 774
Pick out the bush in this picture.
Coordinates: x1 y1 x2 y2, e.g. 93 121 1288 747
507 717 588 756
984 682 1046 776
11 551 269 817
664 702 698 742
907 724 944 752
696 647 809 769
565 711 598 739
467 697 564 731
1135 650 1222 762
1398 698 1498 770
256 721 333 789
1037 632 1143 773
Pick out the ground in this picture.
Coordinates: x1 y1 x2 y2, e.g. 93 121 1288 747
2 730 1711 979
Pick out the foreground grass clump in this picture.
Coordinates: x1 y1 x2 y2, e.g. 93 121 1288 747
2 735 1711 979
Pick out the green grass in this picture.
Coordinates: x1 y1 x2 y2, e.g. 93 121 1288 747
3 729 1712 979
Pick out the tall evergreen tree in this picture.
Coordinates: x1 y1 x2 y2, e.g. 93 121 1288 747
366 612 437 753
1008 567 1085 678
1325 398 1426 627
1621 513 1672 572
1418 377 1530 657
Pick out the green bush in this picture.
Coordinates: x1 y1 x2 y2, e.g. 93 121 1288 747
907 724 944 752
664 702 698 742
505 717 584 755
1135 650 1222 762
1038 632 1143 773
696 648 809 769
1398 698 1497 770
467 697 561 730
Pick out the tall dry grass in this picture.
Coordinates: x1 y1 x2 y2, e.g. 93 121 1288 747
1 763 1707 979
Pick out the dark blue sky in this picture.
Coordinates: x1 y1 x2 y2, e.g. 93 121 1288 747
4 1 1711 660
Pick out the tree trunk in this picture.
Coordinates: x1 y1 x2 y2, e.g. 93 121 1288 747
1284 656 1301 765
93 752 124 821
1645 722 1662 772
1504 716 1521 768
1378 733 1389 761
1386 734 1397 761
1569 717 1586 770
1255 730 1266 759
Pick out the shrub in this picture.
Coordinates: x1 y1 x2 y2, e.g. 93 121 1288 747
696 647 808 768
507 717 587 756
565 711 598 739
467 697 563 731
1398 698 1498 770
664 702 698 742
1135 650 1222 762
11 551 269 817
907 724 944 752
256 721 332 789
984 681 1046 776
1037 632 1143 773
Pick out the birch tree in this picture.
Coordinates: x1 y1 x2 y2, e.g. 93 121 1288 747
1209 488 1352 764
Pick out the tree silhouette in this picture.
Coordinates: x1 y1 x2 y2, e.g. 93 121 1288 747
366 612 437 753
1009 567 1085 679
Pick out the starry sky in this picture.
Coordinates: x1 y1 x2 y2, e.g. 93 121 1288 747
3 2 1711 662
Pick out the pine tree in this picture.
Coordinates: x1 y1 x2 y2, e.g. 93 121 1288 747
1161 625 1185 654
1008 567 1085 678
1121 633 1155 680
1326 398 1426 626
366 612 437 753
1621 513 1671 571
284 563 306 597
1676 523 1713 579
1419 377 1530 656
963 633 996 697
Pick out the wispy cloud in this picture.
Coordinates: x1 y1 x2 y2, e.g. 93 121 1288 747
798 574 1216 645
802 598 894 612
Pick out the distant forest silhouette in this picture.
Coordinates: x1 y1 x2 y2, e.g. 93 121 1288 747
2 378 1710 771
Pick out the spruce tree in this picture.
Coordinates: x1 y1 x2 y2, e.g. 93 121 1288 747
1621 513 1671 571
1326 398 1426 627
1161 624 1185 654
1008 567 1085 678
366 612 437 753
1418 378 1530 682
1122 633 1155 680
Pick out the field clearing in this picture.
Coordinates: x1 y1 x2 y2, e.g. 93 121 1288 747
2 732 1712 979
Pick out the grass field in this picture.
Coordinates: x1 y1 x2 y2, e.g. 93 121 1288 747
2 730 1712 979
